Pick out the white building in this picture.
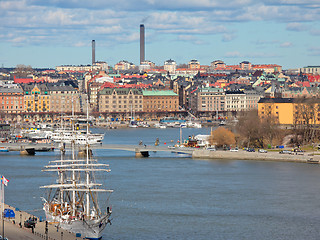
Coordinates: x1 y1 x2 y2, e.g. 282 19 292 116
164 59 177 74
299 66 320 75
225 90 246 112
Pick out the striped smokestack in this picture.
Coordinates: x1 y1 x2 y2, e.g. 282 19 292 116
140 24 145 65
92 40 95 66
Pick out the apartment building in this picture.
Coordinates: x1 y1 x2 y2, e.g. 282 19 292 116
244 90 262 110
190 87 225 113
22 84 50 113
98 88 143 113
225 90 246 112
47 84 81 113
0 87 24 113
142 90 179 112
188 60 200 70
299 66 320 75
164 59 177 74
258 98 320 125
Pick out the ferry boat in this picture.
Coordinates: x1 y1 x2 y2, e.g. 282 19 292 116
51 129 104 145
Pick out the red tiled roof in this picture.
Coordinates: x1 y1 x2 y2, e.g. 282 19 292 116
306 74 320 82
14 76 34 84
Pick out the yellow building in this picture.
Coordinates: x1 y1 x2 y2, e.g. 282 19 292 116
22 84 50 113
258 98 320 125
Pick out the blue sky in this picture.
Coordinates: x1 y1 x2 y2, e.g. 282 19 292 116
1 0 320 69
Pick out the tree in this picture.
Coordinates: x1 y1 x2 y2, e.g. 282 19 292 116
210 127 236 147
236 110 263 148
293 98 320 145
14 64 33 78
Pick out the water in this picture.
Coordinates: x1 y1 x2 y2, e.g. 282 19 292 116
1 127 320 239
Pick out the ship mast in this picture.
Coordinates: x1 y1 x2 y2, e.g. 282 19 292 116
86 97 90 217
71 95 76 217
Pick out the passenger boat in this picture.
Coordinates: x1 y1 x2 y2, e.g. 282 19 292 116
51 129 104 145
0 147 9 152
41 109 112 239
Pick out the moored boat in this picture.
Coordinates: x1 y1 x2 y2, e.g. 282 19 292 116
41 104 112 239
0 147 9 152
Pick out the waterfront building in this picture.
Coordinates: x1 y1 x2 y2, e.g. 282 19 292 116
225 90 246 112
47 84 81 114
21 83 50 113
0 87 24 114
258 98 320 125
142 90 179 112
88 81 104 111
190 87 225 114
98 88 143 114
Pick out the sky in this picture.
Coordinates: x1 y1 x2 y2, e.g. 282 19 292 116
0 0 320 69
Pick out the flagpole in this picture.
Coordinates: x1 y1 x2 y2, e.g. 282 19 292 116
1 177 4 238
0 179 3 219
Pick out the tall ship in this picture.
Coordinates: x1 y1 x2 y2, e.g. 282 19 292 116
41 115 112 239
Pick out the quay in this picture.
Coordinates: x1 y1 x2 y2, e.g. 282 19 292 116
192 149 317 163
1 204 81 240
0 142 318 163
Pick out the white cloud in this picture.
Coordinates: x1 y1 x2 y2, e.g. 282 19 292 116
280 41 293 48
307 46 320 56
225 51 242 58
225 51 280 58
286 22 306 31
222 33 237 42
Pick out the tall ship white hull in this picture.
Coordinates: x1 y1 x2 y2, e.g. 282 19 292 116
43 202 110 239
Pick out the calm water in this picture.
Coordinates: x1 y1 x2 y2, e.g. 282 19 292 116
1 127 320 240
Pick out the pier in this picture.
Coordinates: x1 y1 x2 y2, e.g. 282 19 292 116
1 204 80 240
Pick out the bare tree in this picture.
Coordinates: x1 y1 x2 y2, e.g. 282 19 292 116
14 64 33 78
293 98 320 145
236 110 263 147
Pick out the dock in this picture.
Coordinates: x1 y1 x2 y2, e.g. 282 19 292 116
1 204 83 240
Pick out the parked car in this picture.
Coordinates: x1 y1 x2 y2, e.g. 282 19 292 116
206 147 216 151
247 148 255 152
258 149 268 153
230 148 239 152
293 148 304 155
279 150 293 154
24 219 36 228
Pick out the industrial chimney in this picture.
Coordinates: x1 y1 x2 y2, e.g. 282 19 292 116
92 40 95 66
140 24 145 65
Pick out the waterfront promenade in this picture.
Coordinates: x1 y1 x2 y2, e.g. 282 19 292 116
193 149 316 163
1 204 80 240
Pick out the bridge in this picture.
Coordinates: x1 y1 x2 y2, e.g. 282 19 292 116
0 142 195 157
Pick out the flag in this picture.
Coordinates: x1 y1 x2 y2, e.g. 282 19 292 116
1 176 9 186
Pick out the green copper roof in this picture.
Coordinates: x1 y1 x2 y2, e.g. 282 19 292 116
142 90 178 96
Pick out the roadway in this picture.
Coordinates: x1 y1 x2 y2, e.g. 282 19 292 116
0 142 195 156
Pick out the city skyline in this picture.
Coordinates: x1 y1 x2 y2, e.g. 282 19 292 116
1 0 320 69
